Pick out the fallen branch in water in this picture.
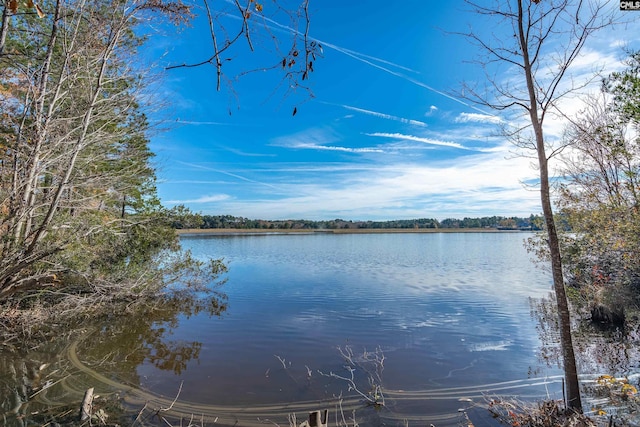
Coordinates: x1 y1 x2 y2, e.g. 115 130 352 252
318 367 384 408
79 387 94 421
159 380 184 413
316 346 386 408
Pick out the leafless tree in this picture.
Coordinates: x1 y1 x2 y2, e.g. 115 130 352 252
166 0 321 113
462 0 622 412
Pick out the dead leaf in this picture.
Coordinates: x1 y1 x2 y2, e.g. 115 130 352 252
8 0 18 14
292 107 297 116
35 3 46 18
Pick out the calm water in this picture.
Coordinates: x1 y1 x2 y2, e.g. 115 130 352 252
2 232 567 426
158 232 561 423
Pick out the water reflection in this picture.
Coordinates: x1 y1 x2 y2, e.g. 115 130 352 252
530 294 640 422
0 293 226 426
531 295 640 376
81 296 227 381
1 233 581 426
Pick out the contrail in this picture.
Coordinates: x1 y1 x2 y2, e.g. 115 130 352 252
317 39 493 116
367 132 474 151
178 161 282 191
219 0 417 75
174 119 234 125
318 101 428 127
239 8 498 117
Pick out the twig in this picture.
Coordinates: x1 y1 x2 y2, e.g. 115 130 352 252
320 346 386 407
274 354 288 369
132 402 148 425
349 408 359 427
159 380 184 412
318 368 384 406
256 416 281 426
233 0 254 51
336 395 348 426
288 412 297 426
337 345 354 366
28 374 69 399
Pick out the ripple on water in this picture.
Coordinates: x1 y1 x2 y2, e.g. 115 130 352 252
1 233 565 427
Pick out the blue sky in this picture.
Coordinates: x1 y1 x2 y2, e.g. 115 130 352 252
144 1 640 221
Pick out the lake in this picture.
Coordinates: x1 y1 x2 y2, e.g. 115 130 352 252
160 232 562 424
1 232 567 426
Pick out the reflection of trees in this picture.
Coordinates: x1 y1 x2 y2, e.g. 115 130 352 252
80 293 227 381
531 296 640 376
0 291 227 424
530 296 563 371
0 347 49 419
532 296 640 423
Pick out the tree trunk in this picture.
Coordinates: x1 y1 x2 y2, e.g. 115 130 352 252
539 151 583 412
26 21 121 256
0 1 10 56
13 0 62 245
517 0 582 412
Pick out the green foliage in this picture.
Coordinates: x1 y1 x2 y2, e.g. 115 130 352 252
167 204 204 229
0 0 224 308
606 51 640 124
555 51 640 315
190 214 542 230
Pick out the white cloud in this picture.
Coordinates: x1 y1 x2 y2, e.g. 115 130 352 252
201 149 542 220
341 104 428 127
455 112 503 124
165 194 231 205
220 146 276 157
173 119 233 126
176 161 283 191
271 127 341 148
425 105 438 116
293 143 384 153
366 132 472 150
272 127 385 153
491 35 638 141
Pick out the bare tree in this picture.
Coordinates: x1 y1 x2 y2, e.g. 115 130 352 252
0 0 194 299
166 0 321 113
462 0 620 412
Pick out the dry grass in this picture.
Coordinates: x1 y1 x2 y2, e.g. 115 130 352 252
486 398 599 427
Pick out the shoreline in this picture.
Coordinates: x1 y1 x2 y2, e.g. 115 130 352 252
176 227 529 235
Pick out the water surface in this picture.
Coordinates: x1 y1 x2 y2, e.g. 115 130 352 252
1 232 566 426
159 232 561 423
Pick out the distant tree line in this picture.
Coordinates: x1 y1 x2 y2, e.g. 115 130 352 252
167 209 543 231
